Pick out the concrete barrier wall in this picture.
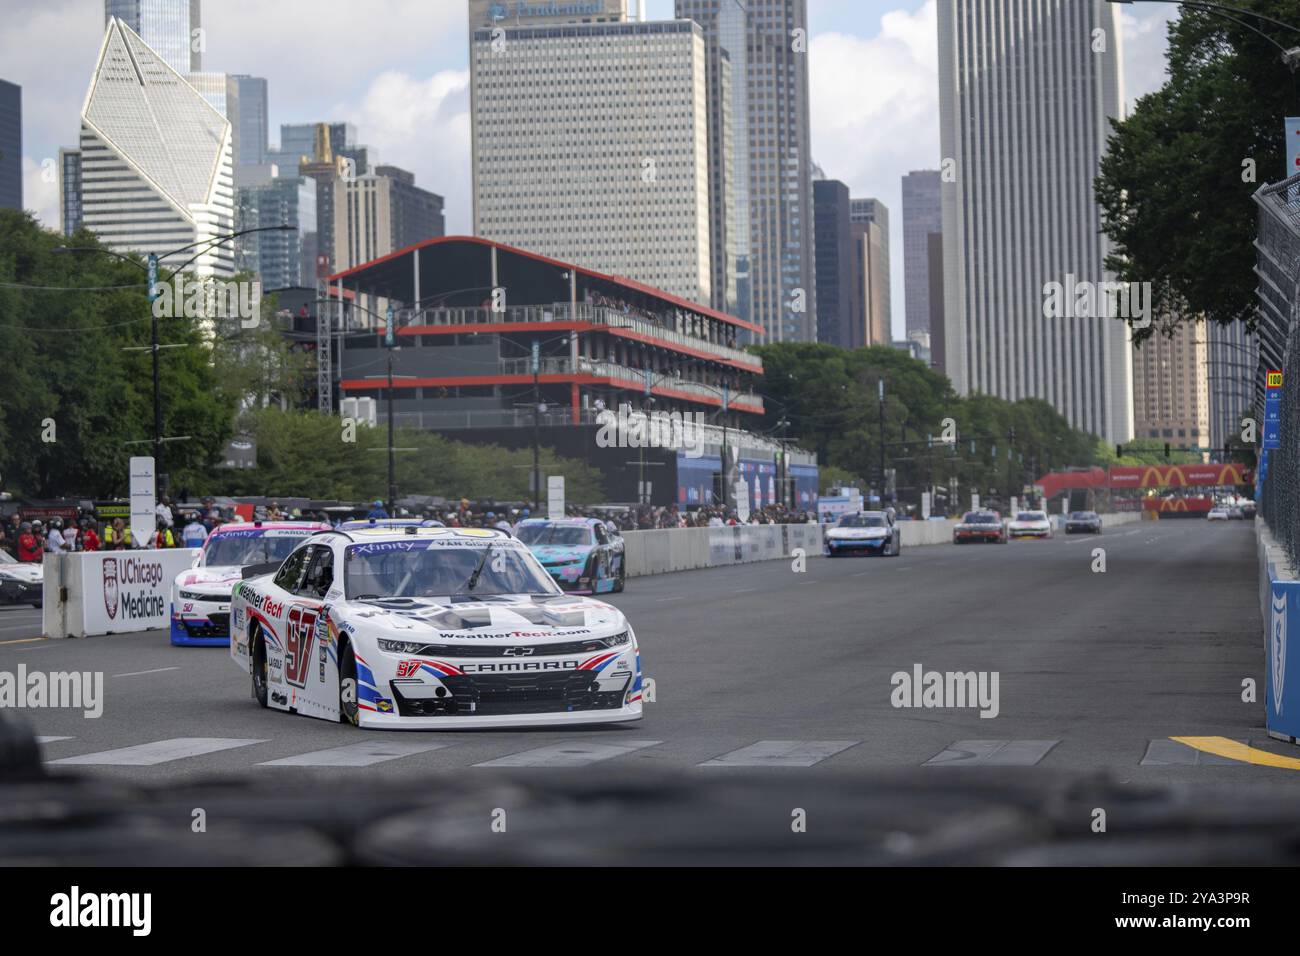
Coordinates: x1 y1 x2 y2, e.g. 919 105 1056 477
42 549 201 639
623 512 1145 578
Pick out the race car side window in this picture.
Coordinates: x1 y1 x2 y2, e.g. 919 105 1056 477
301 546 334 599
273 546 310 593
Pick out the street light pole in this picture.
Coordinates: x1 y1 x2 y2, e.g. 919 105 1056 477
532 338 541 509
878 379 886 500
385 305 396 514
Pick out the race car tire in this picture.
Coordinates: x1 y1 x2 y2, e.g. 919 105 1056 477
889 536 901 557
340 641 360 727
251 623 269 708
612 561 626 593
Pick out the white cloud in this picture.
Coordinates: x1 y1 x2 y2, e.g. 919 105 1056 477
22 155 61 230
335 69 472 233
809 1 939 339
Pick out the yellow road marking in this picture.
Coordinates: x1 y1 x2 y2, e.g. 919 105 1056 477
0 636 45 646
1172 735 1300 770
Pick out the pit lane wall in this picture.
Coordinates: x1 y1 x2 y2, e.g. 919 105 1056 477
1258 523 1300 742
622 513 1144 577
42 550 200 639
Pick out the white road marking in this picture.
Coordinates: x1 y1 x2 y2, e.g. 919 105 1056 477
924 740 1059 766
36 736 73 744
258 740 451 767
700 740 859 767
475 739 662 768
112 667 180 678
50 737 267 766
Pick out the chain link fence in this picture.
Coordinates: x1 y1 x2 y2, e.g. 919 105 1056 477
1253 175 1300 567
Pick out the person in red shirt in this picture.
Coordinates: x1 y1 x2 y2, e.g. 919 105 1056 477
16 522 41 562
81 519 101 552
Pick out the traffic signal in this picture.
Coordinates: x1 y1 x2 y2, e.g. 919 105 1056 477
1116 444 1123 459
1164 442 1170 460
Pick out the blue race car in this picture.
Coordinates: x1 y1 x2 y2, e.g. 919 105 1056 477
514 517 625 594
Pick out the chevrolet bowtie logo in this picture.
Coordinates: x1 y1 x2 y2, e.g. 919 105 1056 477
502 646 535 656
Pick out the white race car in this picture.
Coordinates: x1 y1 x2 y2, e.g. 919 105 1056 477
824 511 901 557
171 521 329 646
228 525 644 730
0 551 42 607
1007 510 1053 539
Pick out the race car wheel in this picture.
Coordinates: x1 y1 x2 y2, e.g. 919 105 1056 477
889 535 901 557
339 642 360 727
612 560 626 593
251 624 269 708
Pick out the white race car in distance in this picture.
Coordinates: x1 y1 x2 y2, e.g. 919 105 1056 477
0 551 42 607
824 511 901 557
228 525 644 730
1007 510 1053 539
171 521 329 646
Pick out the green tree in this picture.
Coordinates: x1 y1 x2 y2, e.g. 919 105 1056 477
0 211 234 497
1095 1 1300 340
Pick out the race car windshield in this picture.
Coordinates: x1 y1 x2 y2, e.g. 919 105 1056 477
514 524 593 546
963 513 998 524
0 551 14 565
203 534 311 568
1070 512 1094 520
838 515 886 528
344 543 561 599
1017 513 1045 522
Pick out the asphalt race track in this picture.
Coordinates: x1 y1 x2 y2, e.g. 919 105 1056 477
2 520 1287 790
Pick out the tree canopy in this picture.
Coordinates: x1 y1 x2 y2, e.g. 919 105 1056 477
1095 1 1300 340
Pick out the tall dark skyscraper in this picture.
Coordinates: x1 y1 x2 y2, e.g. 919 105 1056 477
677 0 816 341
0 79 21 211
813 179 854 349
902 170 941 336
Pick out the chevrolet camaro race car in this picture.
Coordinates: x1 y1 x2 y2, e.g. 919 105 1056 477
514 517 625 593
824 511 901 557
228 525 644 729
170 521 329 646
952 511 1007 544
0 551 42 607
1007 510 1053 539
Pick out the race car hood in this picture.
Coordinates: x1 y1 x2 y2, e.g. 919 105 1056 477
955 524 998 531
174 565 244 593
1008 521 1049 530
528 545 592 565
0 564 42 584
826 527 888 540
339 594 627 644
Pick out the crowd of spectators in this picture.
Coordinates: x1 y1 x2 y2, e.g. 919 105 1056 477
0 496 819 562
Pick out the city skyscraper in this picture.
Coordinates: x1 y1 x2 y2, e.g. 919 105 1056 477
59 148 82 233
227 75 268 170
938 0 1132 443
813 178 855 349
1132 323 1210 453
851 197 890 346
79 18 234 276
470 1 715 305
678 0 816 341
0 79 20 211
104 0 201 74
902 170 941 336
331 165 445 272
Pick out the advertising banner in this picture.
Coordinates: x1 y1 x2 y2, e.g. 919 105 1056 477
1108 463 1253 488
65 549 200 637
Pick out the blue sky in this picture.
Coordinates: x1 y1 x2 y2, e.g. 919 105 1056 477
8 0 1176 338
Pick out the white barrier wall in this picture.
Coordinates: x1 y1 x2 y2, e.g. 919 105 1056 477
622 513 1144 578
42 550 200 639
623 524 824 577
